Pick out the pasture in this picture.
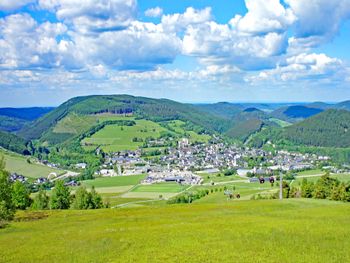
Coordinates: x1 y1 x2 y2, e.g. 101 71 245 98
1 150 65 179
82 119 167 152
131 183 189 193
81 174 146 188
1 199 349 262
166 120 211 143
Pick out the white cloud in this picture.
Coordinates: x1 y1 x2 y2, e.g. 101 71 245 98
0 13 79 69
0 0 35 11
285 0 350 47
71 21 182 70
39 0 137 34
145 7 163 18
230 0 295 35
161 7 212 33
247 53 344 83
182 21 288 70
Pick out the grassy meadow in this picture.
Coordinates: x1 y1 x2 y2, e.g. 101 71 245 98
82 119 167 152
1 150 65 179
1 199 349 262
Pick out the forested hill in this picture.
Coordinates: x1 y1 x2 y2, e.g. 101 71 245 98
0 107 54 121
18 95 233 140
282 109 350 147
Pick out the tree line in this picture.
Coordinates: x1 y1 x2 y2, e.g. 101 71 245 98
0 156 106 228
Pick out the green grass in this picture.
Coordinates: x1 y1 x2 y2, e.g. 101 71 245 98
82 119 167 152
293 173 350 185
81 174 146 188
269 118 292 127
1 199 350 262
1 150 65 179
297 169 324 176
132 183 189 193
199 172 243 183
166 120 211 143
53 113 134 135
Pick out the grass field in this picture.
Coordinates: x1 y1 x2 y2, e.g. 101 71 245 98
82 119 167 152
293 173 350 185
269 118 292 127
199 172 243 183
81 174 146 188
297 169 323 176
166 120 211 143
53 113 134 135
132 183 189 193
1 199 349 262
1 150 65 179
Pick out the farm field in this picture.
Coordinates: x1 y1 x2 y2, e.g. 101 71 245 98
81 174 146 188
199 172 243 183
132 183 189 193
166 120 211 143
1 150 65 179
82 119 167 152
293 173 350 185
1 199 349 262
53 113 134 135
297 169 323 176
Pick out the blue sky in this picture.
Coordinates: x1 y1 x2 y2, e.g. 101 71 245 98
0 0 349 106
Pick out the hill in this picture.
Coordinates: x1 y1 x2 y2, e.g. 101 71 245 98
271 105 324 122
335 100 350 111
0 107 54 121
0 115 27 132
18 95 232 142
194 102 243 119
281 109 350 148
0 131 29 154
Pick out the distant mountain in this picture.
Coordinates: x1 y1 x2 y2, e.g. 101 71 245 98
243 107 262 113
270 105 324 122
194 102 243 119
335 100 350 111
0 107 54 121
306 102 333 110
0 116 28 133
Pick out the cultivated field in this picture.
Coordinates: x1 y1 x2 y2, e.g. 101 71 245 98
1 199 349 262
1 150 65 179
82 119 167 152
82 174 146 188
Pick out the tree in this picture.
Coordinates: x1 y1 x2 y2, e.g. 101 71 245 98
0 156 15 227
72 186 89 209
32 189 49 210
12 181 31 210
50 180 71 209
88 186 103 209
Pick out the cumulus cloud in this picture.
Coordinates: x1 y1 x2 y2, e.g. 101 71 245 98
247 53 344 83
285 0 350 47
0 13 80 69
39 0 137 34
182 21 288 70
70 21 181 70
161 7 212 33
145 7 163 18
0 0 35 11
230 0 295 35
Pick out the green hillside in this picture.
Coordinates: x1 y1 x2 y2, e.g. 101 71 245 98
18 95 232 142
195 102 243 119
0 115 28 132
282 109 350 148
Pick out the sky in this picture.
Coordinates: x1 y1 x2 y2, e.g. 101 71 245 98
0 0 350 107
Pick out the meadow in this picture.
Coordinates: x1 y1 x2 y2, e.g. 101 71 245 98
82 174 146 188
1 199 349 262
82 119 167 152
1 150 65 179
